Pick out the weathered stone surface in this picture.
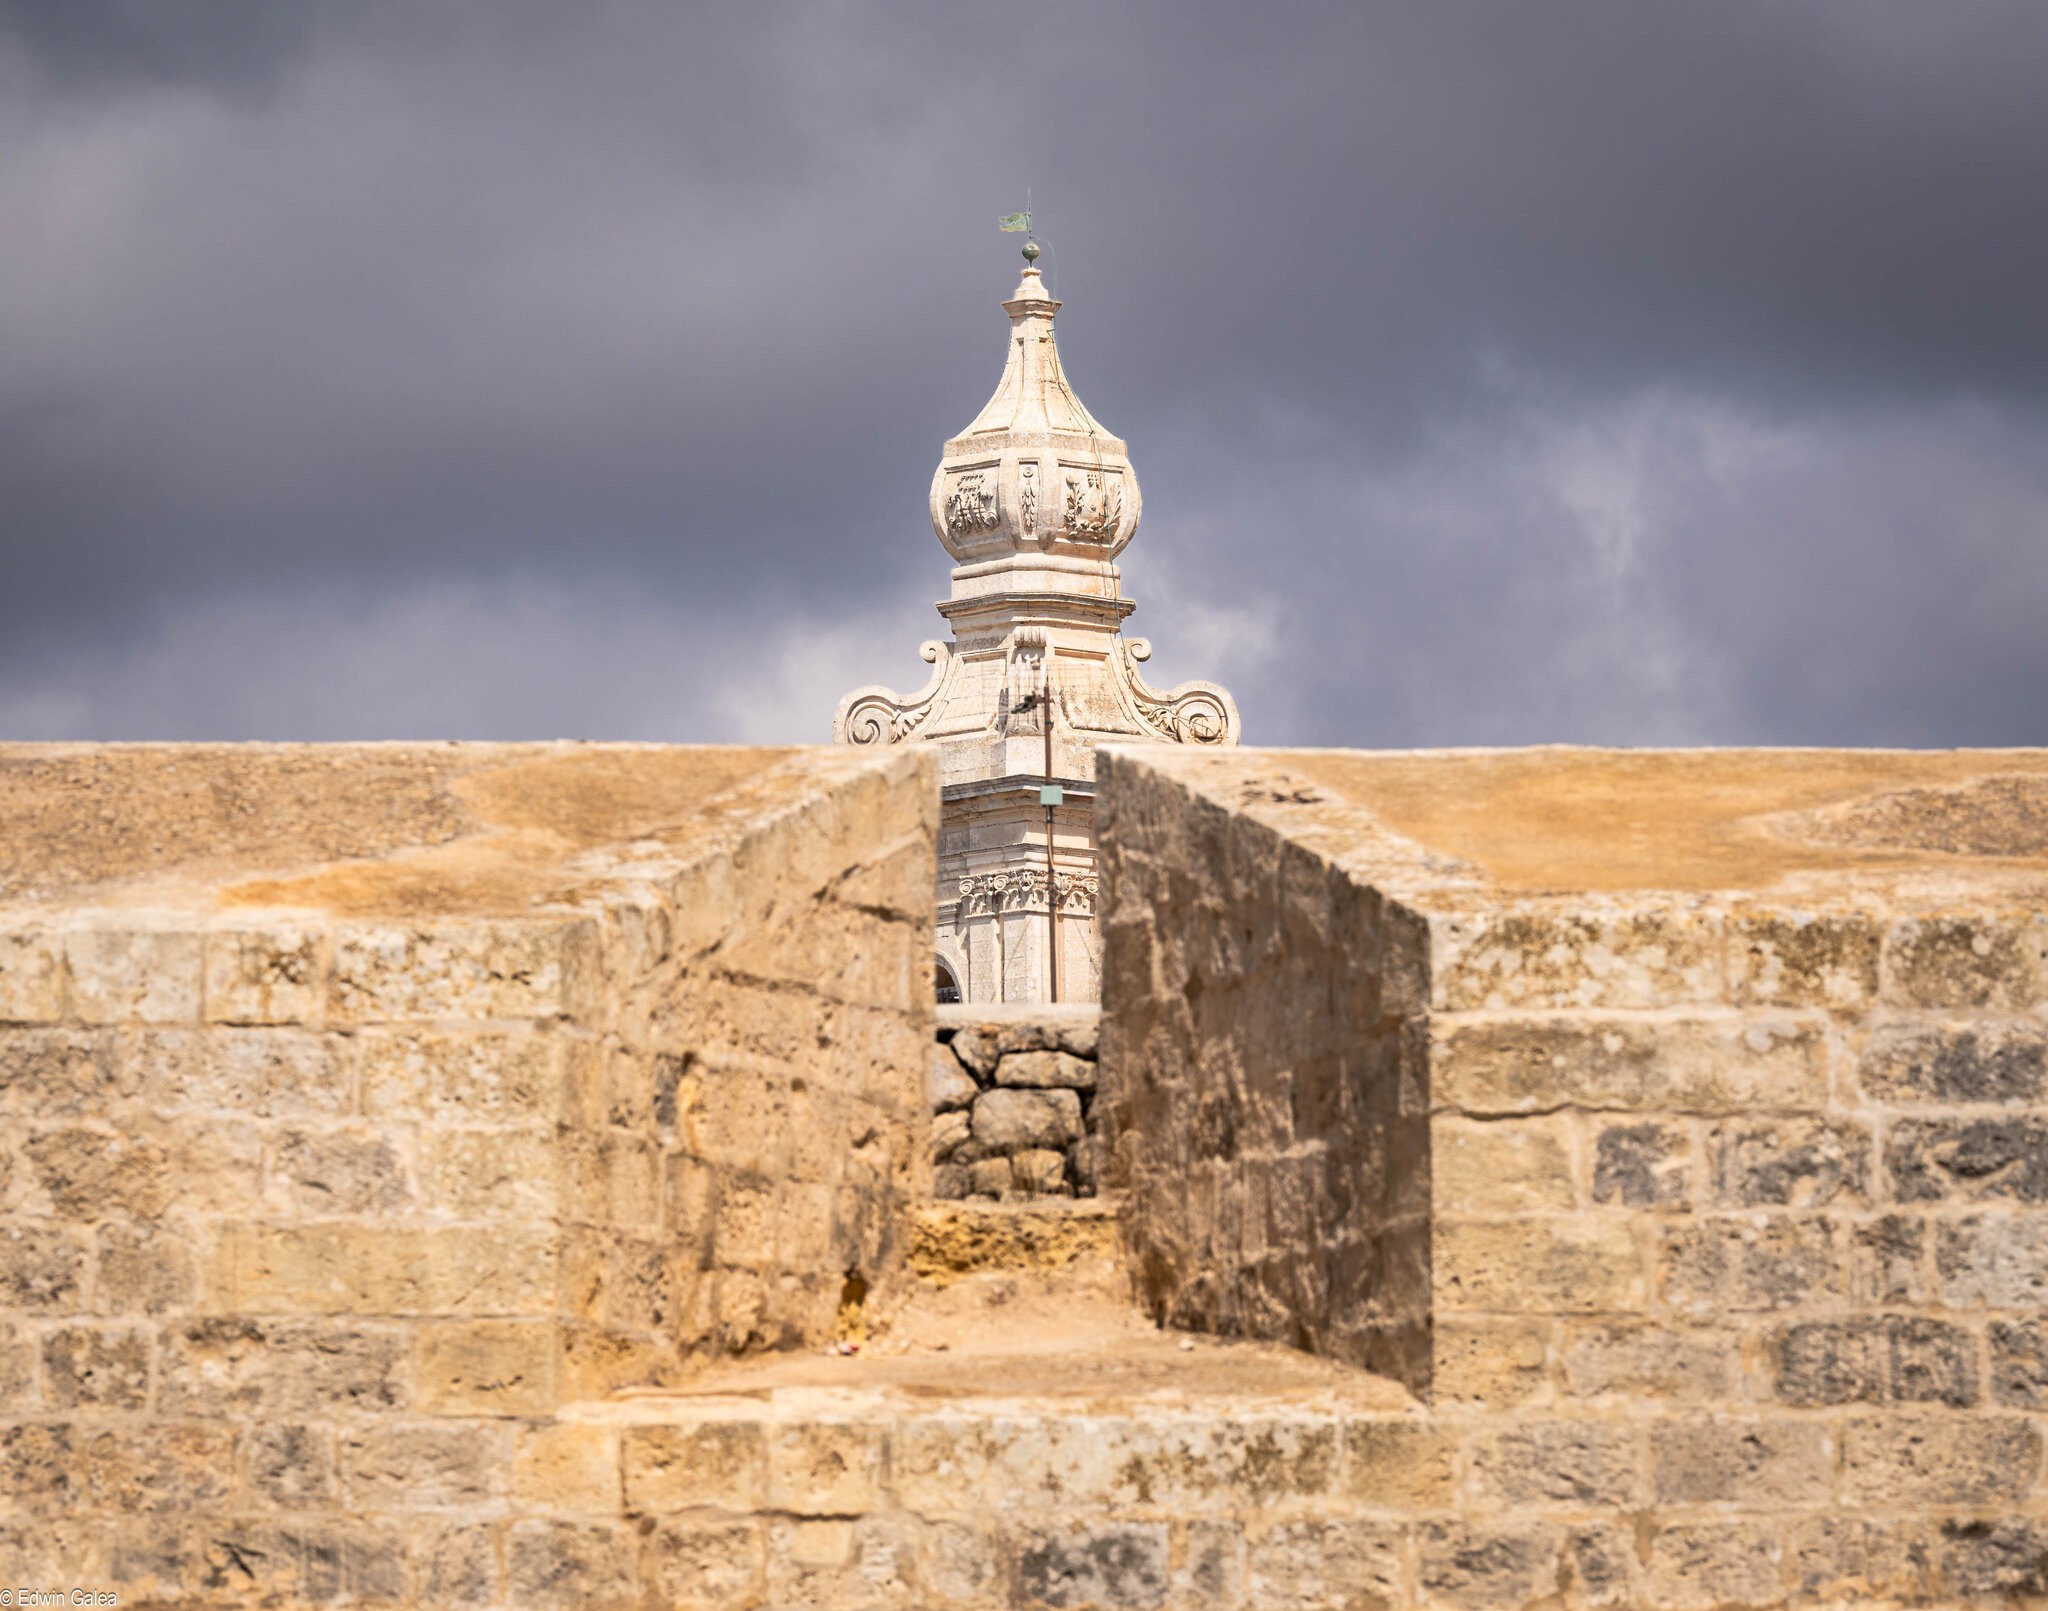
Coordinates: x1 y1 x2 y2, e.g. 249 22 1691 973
1434 1117 1576 1213
1559 1322 1738 1402
1468 1420 1640 1507
1935 1213 2048 1307
1771 1316 1979 1407
1989 1318 2048 1406
972 1088 1084 1152
1857 1020 2047 1104
1649 1418 1832 1505
929 1045 979 1111
1887 1115 2048 1203
1706 1117 1870 1207
1010 1148 1071 1195
1434 1016 1828 1115
1658 1215 1841 1311
1839 1412 2042 1505
991 1048 1095 1092
1014 1522 1169 1609
1884 914 2044 1009
1641 1521 1781 1610
1590 1121 1691 1209
1436 1218 1646 1313
1732 909 1882 1007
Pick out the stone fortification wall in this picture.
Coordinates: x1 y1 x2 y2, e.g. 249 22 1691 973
1100 745 2048 1606
0 742 935 1606
1096 764 1433 1393
929 1004 1103 1199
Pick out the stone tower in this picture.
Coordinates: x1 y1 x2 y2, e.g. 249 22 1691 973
834 246 1239 1004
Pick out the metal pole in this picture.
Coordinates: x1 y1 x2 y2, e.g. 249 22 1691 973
1043 667 1058 1004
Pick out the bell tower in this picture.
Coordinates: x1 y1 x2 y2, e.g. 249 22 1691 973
835 242 1239 1003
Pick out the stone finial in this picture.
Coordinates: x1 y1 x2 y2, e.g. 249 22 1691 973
927 264 1140 563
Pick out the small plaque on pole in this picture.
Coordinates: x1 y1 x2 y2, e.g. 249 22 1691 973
1039 785 1064 807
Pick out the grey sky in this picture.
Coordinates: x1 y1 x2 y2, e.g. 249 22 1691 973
3 1 2044 746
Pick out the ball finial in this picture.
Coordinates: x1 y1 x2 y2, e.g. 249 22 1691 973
1021 240 1040 264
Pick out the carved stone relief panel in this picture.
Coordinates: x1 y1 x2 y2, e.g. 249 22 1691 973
1057 462 1124 543
943 461 1002 538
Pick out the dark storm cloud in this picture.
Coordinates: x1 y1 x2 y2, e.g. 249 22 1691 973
1 1 2043 742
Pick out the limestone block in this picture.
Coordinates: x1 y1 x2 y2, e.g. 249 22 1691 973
1010 1148 1070 1196
971 1087 1083 1152
203 919 324 1025
0 1324 37 1410
1433 1015 1827 1115
1887 1115 2048 1203
1784 1516 1940 1605
1706 1117 1871 1208
81 1422 233 1511
929 1045 978 1112
1844 1213 1932 1306
506 1519 640 1611
210 1223 557 1315
1467 1419 1642 1508
240 1422 337 1506
767 1420 887 1515
1415 1521 1562 1609
1013 1521 1169 1611
341 1420 507 1507
330 918 601 1024
1339 1418 1455 1509
420 1127 557 1220
1649 1417 1832 1506
1989 1319 2048 1407
157 1317 411 1415
0 1028 128 1115
513 1423 619 1512
266 1125 413 1216
161 1027 351 1117
948 1024 1000 1080
1730 909 1882 1008
359 1028 570 1121
419 1319 555 1416
994 1048 1096 1090
931 1109 972 1164
0 928 63 1023
1855 1020 2047 1104
966 1157 1010 1198
1558 1322 1739 1402
644 1519 765 1608
1770 1316 1979 1408
1589 1120 1692 1209
1839 1411 2042 1506
622 1422 767 1514
1939 1518 2048 1599
0 1423 76 1508
0 1224 88 1312
1657 1216 1842 1313
1432 1117 1576 1214
1431 1318 1551 1407
1883 914 2046 1009
41 1324 150 1409
1428 904 1723 1010
1435 1217 1646 1314
1934 1213 2048 1308
1641 1521 1783 1611
418 1520 500 1606
920 1518 1004 1605
65 923 204 1023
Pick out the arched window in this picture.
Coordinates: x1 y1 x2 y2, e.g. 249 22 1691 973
934 958 962 1005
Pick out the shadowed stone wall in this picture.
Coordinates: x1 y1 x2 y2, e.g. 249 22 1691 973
1096 761 1433 1393
0 742 935 1605
930 1004 1104 1200
1100 744 2048 1606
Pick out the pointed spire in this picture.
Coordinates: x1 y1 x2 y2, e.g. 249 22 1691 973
930 259 1139 561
